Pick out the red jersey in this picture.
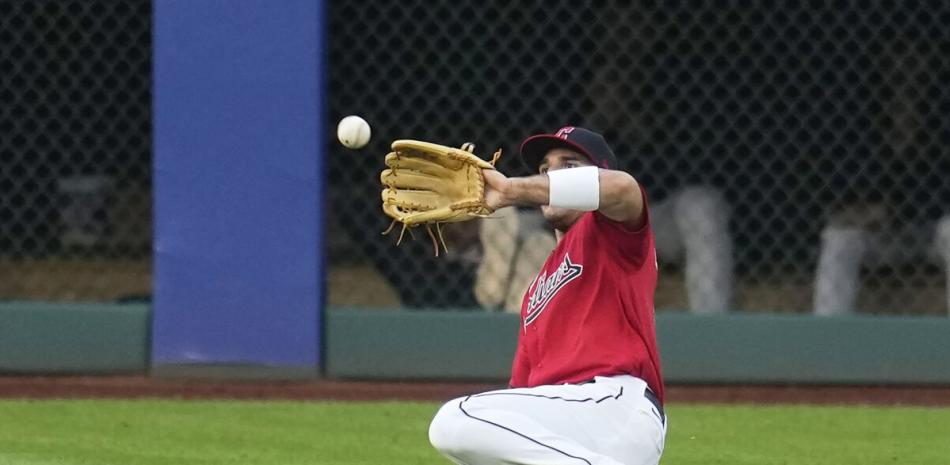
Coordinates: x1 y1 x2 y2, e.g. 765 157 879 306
509 195 664 403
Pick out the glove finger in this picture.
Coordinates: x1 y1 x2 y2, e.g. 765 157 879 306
392 140 498 170
382 188 444 210
380 169 442 190
382 202 408 221
451 151 497 170
383 202 420 222
400 206 465 226
385 152 454 177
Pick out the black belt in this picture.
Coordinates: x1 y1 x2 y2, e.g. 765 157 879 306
643 387 665 423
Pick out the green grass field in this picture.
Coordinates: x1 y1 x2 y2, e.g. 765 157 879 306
1 400 948 465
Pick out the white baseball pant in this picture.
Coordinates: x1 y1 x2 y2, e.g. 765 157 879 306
429 375 666 465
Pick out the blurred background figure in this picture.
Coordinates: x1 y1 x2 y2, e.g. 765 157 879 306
814 208 950 316
651 186 734 314
812 38 950 316
472 207 554 313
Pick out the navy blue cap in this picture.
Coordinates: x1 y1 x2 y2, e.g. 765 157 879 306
519 126 618 171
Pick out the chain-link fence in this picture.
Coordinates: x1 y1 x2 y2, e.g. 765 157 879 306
2 1 947 312
327 0 950 315
0 0 151 302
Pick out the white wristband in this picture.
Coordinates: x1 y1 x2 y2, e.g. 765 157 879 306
547 166 600 211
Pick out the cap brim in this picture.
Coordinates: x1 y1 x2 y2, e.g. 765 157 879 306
518 135 599 172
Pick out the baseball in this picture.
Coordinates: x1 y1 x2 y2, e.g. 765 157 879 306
337 115 371 149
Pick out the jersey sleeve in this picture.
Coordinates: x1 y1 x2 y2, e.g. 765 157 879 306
590 185 653 267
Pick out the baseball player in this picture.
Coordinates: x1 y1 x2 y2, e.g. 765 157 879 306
426 127 666 465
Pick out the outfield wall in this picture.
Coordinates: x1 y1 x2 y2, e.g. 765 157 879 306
0 303 149 374
325 309 950 384
3 303 949 384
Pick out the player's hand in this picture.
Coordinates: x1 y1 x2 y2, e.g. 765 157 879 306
483 168 511 211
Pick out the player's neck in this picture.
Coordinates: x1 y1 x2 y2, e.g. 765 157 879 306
555 230 566 242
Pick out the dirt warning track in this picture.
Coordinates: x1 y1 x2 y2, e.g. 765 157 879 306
0 376 949 406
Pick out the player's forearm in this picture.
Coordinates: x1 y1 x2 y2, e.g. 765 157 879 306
500 170 644 223
503 175 551 206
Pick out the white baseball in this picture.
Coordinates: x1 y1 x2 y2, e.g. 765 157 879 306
337 115 371 149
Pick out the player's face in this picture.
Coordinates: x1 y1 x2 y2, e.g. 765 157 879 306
538 148 593 232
